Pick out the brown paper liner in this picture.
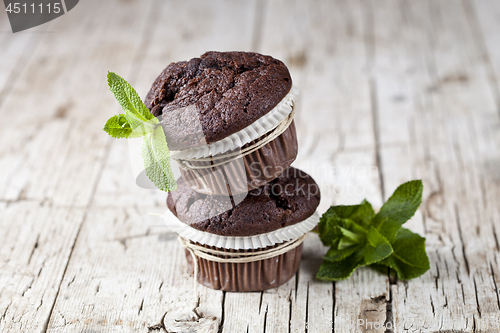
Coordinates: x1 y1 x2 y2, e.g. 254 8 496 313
179 120 298 196
185 241 303 292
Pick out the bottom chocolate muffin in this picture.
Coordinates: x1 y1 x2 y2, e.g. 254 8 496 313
167 167 321 292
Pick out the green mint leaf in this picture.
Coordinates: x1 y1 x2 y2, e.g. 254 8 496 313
338 237 358 250
142 125 177 192
318 215 366 247
378 228 430 280
391 228 429 267
352 200 376 228
321 200 375 229
317 234 393 282
103 113 154 139
379 255 429 280
369 263 391 275
324 244 362 262
317 229 392 281
338 227 365 244
103 114 132 138
372 180 423 242
322 205 359 220
317 250 365 281
363 227 393 265
107 72 154 123
317 215 341 246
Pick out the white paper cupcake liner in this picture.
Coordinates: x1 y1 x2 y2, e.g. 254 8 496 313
171 86 299 160
164 209 319 250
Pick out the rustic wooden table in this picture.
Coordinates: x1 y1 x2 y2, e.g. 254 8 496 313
1 0 500 332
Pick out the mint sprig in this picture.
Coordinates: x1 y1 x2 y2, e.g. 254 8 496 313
316 180 429 281
103 72 176 192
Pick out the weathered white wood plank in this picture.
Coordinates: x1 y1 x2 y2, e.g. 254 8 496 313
222 291 266 333
471 0 500 216
469 5 500 330
0 203 85 332
0 0 170 332
418 0 500 329
371 0 500 331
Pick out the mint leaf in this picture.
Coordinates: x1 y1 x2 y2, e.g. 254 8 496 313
103 114 132 138
317 215 339 246
323 228 392 265
104 72 156 138
370 263 391 275
107 72 154 123
125 110 157 137
338 237 358 250
142 125 177 192
364 227 393 265
318 226 392 280
322 200 374 229
391 228 429 267
352 200 375 228
318 216 366 247
317 230 392 281
322 205 359 219
324 244 362 262
372 180 423 242
338 227 365 244
103 114 151 139
317 250 365 281
378 228 429 280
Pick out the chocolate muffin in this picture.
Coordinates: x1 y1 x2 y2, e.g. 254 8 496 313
167 166 320 292
167 167 321 237
145 51 293 151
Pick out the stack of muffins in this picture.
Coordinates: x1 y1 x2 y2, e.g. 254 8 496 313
145 51 320 292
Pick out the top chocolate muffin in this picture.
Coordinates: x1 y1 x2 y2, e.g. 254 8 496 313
145 51 292 151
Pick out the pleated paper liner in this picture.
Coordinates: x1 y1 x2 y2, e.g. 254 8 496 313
177 119 298 196
165 210 319 250
165 210 319 292
184 241 303 292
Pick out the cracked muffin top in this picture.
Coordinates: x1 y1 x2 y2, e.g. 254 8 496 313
145 51 292 151
167 167 320 237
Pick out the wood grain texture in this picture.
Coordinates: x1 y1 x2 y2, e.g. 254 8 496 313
0 203 85 332
371 0 500 331
0 0 499 332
